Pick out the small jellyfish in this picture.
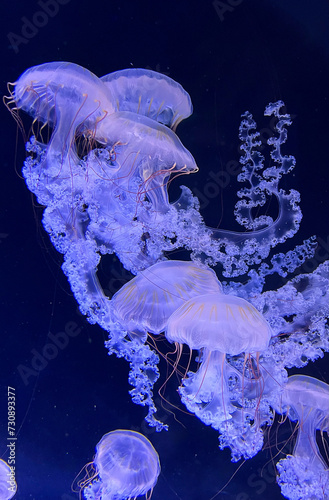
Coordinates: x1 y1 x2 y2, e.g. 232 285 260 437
165 292 272 457
276 375 329 500
83 430 160 500
111 260 222 336
0 459 16 500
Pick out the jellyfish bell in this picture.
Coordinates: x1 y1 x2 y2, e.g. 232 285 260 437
13 61 115 124
83 430 160 500
276 375 329 500
100 68 193 130
0 459 17 500
165 293 271 353
91 109 198 212
111 260 222 336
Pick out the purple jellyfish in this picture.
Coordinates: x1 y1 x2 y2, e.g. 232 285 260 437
83 430 160 500
165 292 273 460
276 375 329 500
12 61 116 171
111 260 222 336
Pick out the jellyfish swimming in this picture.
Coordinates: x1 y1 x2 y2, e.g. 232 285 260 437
165 293 273 460
0 460 16 500
100 67 193 130
82 430 160 500
6 62 329 498
275 375 329 500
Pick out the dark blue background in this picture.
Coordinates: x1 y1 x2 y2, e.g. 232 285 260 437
1 1 328 499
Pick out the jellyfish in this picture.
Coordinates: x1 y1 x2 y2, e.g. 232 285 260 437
165 292 273 459
275 375 329 500
100 67 193 130
83 430 160 500
111 259 222 336
0 460 16 500
85 108 198 212
12 61 116 176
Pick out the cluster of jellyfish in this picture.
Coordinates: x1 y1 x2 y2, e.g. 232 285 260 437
6 61 329 499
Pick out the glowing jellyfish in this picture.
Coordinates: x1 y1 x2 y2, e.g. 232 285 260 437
111 260 222 335
12 61 116 171
92 109 198 213
165 292 272 459
0 460 16 500
276 375 329 500
101 68 192 130
97 69 196 215
83 430 160 500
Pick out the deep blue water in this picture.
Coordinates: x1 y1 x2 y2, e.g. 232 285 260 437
0 1 328 499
